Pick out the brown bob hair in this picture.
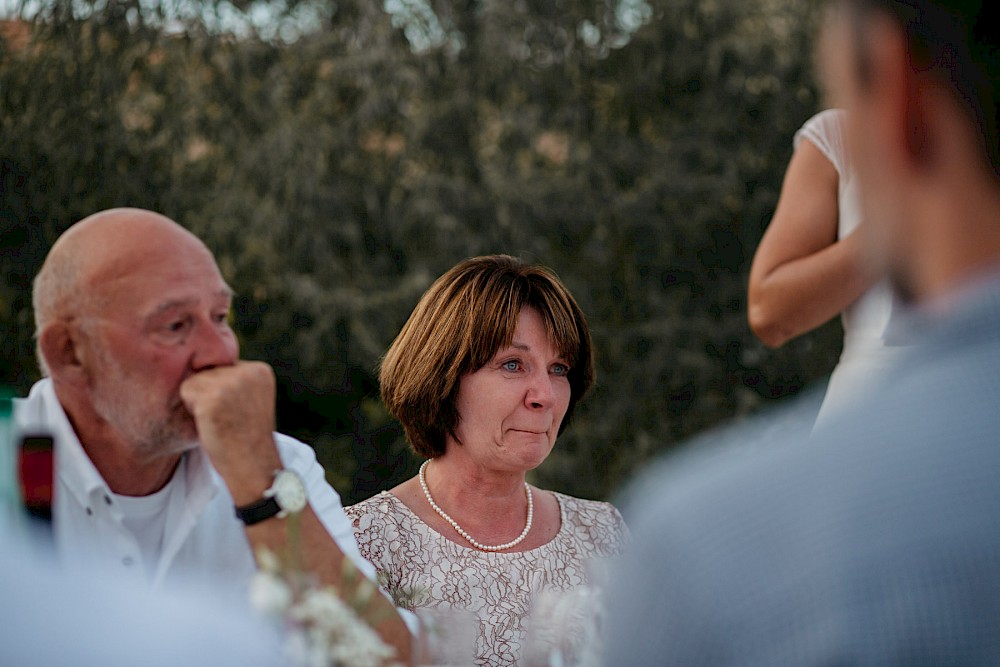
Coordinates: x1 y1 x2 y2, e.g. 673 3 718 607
379 255 595 458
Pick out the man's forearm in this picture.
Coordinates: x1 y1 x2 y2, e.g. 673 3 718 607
245 506 413 665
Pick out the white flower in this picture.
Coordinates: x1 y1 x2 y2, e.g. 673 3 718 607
250 547 401 667
256 547 283 574
249 571 293 616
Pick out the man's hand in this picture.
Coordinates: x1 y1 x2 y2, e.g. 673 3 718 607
180 360 414 663
179 361 281 504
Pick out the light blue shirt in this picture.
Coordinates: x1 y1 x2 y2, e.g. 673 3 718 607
604 275 1000 664
0 524 286 666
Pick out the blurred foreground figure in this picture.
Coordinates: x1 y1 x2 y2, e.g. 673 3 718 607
605 1 1000 664
16 208 411 661
0 522 284 666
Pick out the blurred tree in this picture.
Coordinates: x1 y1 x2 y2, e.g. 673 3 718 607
1 0 834 504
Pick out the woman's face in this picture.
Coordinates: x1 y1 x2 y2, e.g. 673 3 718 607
450 306 572 473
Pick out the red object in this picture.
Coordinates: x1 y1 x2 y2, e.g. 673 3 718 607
19 435 54 521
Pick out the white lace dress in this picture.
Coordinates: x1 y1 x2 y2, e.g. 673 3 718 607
345 490 629 666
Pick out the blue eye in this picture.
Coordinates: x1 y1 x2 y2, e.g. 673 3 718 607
551 363 570 376
502 360 521 372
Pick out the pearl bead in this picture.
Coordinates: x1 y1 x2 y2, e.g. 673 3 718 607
419 460 533 552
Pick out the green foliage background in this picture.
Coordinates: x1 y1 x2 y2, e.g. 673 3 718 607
0 0 841 504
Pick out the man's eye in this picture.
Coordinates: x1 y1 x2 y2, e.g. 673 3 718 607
166 319 190 333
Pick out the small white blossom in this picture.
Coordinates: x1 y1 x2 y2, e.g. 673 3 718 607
256 547 283 574
249 571 294 616
250 548 400 667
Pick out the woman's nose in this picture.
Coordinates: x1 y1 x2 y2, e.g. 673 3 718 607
526 372 555 409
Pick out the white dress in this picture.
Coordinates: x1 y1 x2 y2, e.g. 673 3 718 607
795 110 910 425
345 490 628 667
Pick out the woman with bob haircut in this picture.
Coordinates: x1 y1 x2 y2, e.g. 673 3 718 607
346 255 628 666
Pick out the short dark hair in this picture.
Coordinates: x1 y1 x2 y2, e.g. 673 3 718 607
379 255 595 458
845 0 1000 180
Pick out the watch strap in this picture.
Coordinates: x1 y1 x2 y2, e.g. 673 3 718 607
234 495 282 526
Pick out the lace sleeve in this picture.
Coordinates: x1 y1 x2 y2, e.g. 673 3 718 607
345 495 428 610
605 503 631 553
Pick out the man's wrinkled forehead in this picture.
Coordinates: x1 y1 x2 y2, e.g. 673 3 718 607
78 241 229 323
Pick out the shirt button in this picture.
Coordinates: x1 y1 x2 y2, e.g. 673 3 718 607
122 557 134 567
86 507 93 516
104 495 112 505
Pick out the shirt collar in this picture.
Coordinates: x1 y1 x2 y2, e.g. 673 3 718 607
28 379 109 507
893 265 1000 346
24 378 221 508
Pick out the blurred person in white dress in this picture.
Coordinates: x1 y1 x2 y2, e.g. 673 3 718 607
748 108 909 424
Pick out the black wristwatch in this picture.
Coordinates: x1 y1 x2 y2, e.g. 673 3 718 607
234 469 308 526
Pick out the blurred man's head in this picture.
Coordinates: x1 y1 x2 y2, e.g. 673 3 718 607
821 1 1000 302
34 208 239 461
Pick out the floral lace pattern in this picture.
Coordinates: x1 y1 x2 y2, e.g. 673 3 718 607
346 491 629 666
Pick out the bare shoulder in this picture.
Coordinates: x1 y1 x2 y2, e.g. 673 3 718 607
529 487 563 545
534 486 561 521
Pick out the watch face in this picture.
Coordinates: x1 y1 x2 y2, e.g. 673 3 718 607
273 470 308 514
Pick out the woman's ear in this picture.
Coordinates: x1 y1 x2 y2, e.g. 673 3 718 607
38 322 86 384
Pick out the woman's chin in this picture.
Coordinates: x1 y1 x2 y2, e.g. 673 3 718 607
503 441 555 472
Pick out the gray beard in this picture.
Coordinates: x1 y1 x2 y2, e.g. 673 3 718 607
129 413 200 462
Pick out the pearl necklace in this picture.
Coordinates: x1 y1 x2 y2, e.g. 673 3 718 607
418 460 534 552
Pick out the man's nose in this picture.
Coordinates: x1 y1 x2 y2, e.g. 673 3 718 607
191 320 238 370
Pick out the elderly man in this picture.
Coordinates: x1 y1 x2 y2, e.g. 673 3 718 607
605 1 1000 664
16 208 411 660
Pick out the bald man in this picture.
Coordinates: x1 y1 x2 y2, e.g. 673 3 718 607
16 208 412 661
